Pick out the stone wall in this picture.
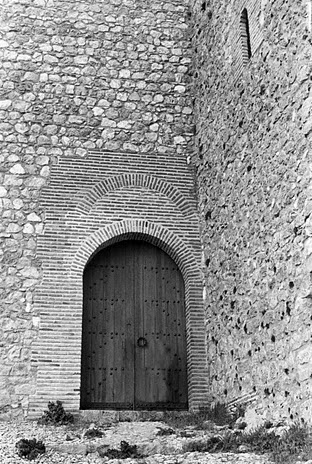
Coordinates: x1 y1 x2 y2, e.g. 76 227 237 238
3 0 311 424
1 0 192 156
191 0 312 423
0 0 202 418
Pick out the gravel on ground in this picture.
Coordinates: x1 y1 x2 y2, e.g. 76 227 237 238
0 419 275 464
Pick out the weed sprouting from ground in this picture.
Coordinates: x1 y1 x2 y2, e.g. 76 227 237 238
16 438 46 460
270 423 312 464
156 426 176 436
38 400 74 426
97 441 146 459
238 423 312 463
163 403 243 429
183 422 312 464
183 432 239 453
83 427 104 439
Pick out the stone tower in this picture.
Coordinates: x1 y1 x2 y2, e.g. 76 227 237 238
2 0 312 425
0 0 208 418
191 0 312 424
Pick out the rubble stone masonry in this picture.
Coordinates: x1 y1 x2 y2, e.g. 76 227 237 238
2 0 312 424
191 0 312 423
0 0 211 418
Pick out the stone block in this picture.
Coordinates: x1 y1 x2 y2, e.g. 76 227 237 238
50 443 88 455
0 100 12 110
0 186 7 197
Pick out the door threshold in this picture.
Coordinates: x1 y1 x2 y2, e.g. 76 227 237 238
79 409 189 423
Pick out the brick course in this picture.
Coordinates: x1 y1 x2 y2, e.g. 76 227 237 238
29 150 208 415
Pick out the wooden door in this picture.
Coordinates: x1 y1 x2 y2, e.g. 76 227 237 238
80 240 188 410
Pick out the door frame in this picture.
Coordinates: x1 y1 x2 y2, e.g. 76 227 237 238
73 221 210 411
81 240 188 410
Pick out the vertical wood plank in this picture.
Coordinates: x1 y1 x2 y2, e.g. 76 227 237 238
123 242 135 406
133 241 145 407
81 240 187 410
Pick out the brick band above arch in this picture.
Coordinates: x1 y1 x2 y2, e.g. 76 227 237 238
71 174 196 218
69 219 201 283
29 150 209 416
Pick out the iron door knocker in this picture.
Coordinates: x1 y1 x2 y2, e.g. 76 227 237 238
137 337 148 348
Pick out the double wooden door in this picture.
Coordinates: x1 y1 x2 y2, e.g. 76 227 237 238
80 240 188 410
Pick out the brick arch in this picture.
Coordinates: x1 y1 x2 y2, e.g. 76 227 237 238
69 219 201 284
68 219 208 410
72 174 196 217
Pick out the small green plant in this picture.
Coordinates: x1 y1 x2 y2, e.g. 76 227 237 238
38 400 74 425
183 422 312 464
238 423 312 462
16 438 46 460
205 403 243 426
269 423 312 464
98 440 145 459
242 425 278 453
163 402 242 430
183 432 239 454
84 427 103 439
156 426 175 436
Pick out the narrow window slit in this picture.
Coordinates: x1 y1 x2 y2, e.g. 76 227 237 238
240 8 252 64
307 0 312 32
